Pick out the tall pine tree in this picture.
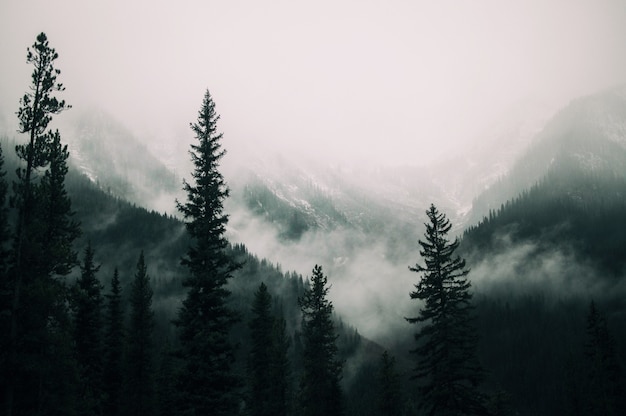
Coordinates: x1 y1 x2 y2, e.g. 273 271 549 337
406 204 486 416
298 265 343 416
3 32 77 416
175 89 241 415
378 350 402 416
125 251 156 416
103 268 124 416
248 282 290 416
73 242 104 415
581 301 623 415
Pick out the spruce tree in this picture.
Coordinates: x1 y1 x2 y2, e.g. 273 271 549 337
3 32 76 416
0 144 11 413
103 268 124 416
298 265 343 416
406 204 486 416
175 89 240 415
582 301 623 415
248 283 291 416
73 242 104 414
378 350 402 416
125 251 156 416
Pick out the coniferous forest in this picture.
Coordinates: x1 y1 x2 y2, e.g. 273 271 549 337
1 33 625 416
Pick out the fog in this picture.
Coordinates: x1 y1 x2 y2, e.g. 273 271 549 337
2 0 626 168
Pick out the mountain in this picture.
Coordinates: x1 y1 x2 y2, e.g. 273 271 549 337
463 87 626 277
59 109 181 213
469 87 626 224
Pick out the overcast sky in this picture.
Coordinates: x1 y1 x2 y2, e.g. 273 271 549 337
2 0 626 166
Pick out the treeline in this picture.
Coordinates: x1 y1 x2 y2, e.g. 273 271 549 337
464 161 626 275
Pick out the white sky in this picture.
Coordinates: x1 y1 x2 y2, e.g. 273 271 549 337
1 0 626 166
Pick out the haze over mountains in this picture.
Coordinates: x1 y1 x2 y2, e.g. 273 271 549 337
2 81 626 415
18 85 620 346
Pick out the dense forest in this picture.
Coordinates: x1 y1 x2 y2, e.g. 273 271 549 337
1 33 625 416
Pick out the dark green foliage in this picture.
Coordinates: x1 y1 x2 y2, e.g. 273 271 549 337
298 265 343 416
103 268 124 416
175 90 241 415
156 343 176 416
73 242 104 414
3 32 78 416
378 351 402 416
37 131 81 276
247 283 291 416
124 251 156 416
580 301 623 415
463 167 626 277
0 144 10 377
406 204 486 416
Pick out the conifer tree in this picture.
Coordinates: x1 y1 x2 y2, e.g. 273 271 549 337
378 350 402 416
406 204 486 416
125 251 156 416
298 265 343 416
0 144 11 411
156 343 176 416
248 283 291 416
175 89 241 415
103 268 124 416
73 242 104 414
3 32 75 416
582 301 623 415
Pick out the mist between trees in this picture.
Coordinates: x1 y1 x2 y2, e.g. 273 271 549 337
0 33 625 416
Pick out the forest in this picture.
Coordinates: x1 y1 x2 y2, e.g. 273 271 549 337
0 33 625 416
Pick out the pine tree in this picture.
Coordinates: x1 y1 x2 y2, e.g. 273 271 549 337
3 32 76 416
125 251 156 416
378 350 402 416
156 343 176 416
103 268 124 416
175 89 241 415
298 265 343 416
248 283 291 416
73 242 104 414
582 301 623 415
0 144 11 414
406 204 486 416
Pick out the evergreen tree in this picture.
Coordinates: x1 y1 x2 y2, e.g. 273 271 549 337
156 343 176 416
248 283 290 416
125 251 156 416
378 350 402 416
3 32 75 416
0 144 11 414
37 130 80 277
582 301 623 415
298 265 343 416
73 242 104 414
103 268 124 416
406 204 486 416
269 311 291 416
175 89 241 415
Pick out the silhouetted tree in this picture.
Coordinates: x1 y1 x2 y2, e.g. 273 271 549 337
298 265 343 416
248 282 291 416
406 204 486 416
125 251 156 416
175 90 241 415
3 32 76 416
156 342 176 416
582 301 623 416
378 350 402 416
103 268 124 416
73 242 104 414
